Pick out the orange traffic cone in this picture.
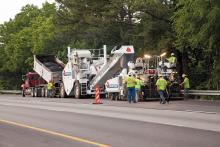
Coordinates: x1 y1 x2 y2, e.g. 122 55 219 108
93 85 102 104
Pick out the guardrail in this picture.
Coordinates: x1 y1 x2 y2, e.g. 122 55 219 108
187 90 220 96
1 89 220 96
0 90 21 94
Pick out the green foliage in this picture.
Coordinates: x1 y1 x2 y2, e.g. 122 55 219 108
55 0 175 51
0 2 61 89
173 0 220 89
0 3 59 72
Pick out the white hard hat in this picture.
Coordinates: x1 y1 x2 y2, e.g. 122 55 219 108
171 53 175 56
182 74 186 77
158 74 163 77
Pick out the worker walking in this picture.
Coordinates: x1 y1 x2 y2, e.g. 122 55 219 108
125 73 136 103
180 74 190 99
47 80 53 98
135 76 143 103
156 75 168 104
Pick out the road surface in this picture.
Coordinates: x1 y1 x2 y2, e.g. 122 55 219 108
0 95 220 147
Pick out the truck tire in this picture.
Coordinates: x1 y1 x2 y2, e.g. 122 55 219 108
41 88 45 97
22 90 25 97
34 88 38 97
45 89 48 97
31 88 35 97
34 88 42 97
38 88 42 97
74 82 81 99
60 83 67 98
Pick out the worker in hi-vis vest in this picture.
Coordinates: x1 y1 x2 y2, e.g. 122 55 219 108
180 74 190 99
47 80 53 97
135 76 143 103
156 75 167 104
125 73 136 103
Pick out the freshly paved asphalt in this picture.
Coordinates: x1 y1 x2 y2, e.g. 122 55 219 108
0 95 220 147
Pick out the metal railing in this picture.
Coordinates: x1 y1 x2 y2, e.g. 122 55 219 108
0 90 21 94
1 89 220 96
186 90 220 96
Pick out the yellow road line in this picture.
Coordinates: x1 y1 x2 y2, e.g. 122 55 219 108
0 119 111 147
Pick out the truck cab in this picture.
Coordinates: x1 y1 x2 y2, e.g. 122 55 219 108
21 72 45 97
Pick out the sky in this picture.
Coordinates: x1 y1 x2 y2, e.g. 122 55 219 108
0 0 55 24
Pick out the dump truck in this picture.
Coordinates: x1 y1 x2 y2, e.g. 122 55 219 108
21 55 65 97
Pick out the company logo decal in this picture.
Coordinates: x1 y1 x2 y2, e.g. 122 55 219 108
126 47 131 52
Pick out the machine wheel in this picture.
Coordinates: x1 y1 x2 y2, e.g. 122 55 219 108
60 83 67 98
31 88 35 97
74 82 81 99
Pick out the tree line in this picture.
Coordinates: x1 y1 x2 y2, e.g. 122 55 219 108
0 0 219 90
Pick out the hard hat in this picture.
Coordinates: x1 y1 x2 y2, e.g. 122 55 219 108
182 74 186 77
171 53 175 56
128 71 134 75
158 74 163 77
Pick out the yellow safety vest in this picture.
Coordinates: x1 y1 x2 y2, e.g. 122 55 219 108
47 82 53 90
126 76 136 88
135 79 143 89
156 78 167 91
167 56 176 64
183 77 190 89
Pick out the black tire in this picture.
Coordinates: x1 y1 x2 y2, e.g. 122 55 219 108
35 88 42 97
74 81 81 99
31 88 35 97
34 88 38 97
45 89 48 97
38 88 42 97
22 90 25 97
41 88 45 97
51 89 55 98
60 83 67 98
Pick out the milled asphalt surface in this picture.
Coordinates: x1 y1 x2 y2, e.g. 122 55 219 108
2 94 220 113
0 94 220 147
